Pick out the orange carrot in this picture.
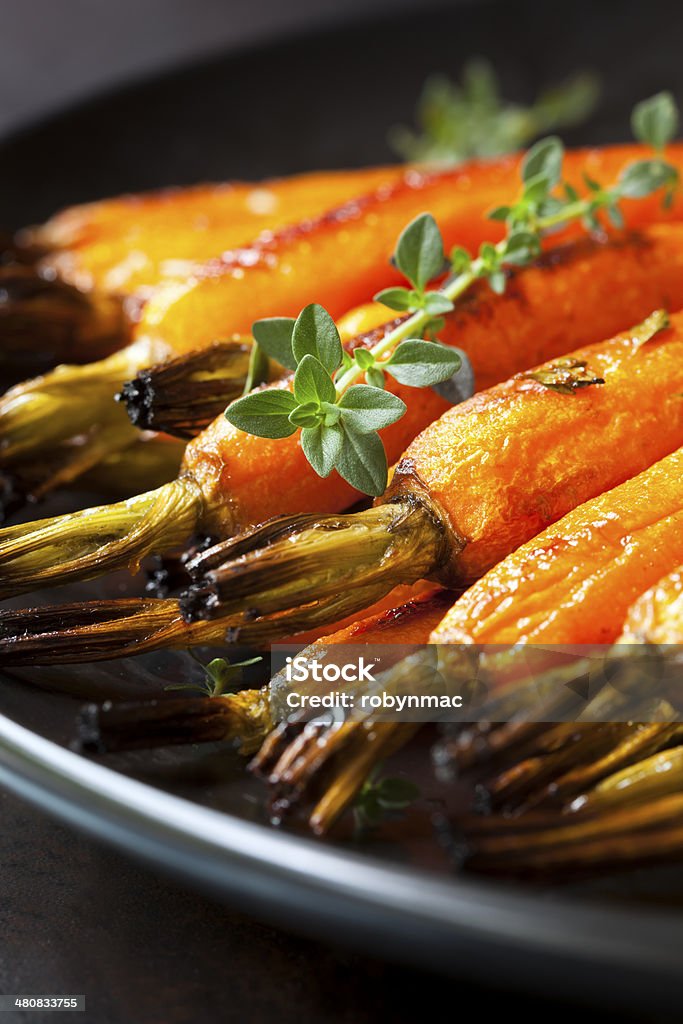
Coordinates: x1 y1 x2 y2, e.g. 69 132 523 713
618 567 683 645
169 308 683 645
431 448 683 645
8 227 683 604
30 167 407 296
186 224 683 533
134 143 683 356
8 303 683 665
7 142 683 490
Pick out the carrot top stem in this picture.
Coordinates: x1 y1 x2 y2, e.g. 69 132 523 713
0 264 127 386
119 338 254 439
0 477 201 599
180 497 449 638
76 689 272 756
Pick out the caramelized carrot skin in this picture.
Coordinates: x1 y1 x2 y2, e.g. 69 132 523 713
431 449 683 646
619 568 683 644
389 310 683 585
184 225 683 535
289 581 439 645
137 142 683 358
32 167 406 294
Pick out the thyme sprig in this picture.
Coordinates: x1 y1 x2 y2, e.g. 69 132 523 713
225 92 679 497
353 768 420 835
389 60 600 166
167 651 262 698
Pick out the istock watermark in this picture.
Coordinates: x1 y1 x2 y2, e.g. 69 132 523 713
270 643 683 724
284 655 377 683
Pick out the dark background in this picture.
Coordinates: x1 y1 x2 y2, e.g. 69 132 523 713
0 2 679 1022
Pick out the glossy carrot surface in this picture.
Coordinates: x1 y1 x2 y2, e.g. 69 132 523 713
387 309 683 585
619 567 683 644
431 449 683 645
313 587 450 647
185 224 683 535
30 167 406 294
289 581 439 646
135 143 683 359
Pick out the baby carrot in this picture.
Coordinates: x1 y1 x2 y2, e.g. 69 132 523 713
618 567 683 645
6 143 683 489
67 588 449 762
178 309 683 642
31 167 407 296
7 227 683 601
431 448 683 645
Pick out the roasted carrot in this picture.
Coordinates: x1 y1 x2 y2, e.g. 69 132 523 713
251 589 452 832
172 308 683 643
119 302 393 439
0 169 414 478
6 141 683 483
67 588 450 756
6 227 683 600
430 448 683 645
618 566 683 645
182 227 683 534
259 486 683 836
121 224 683 441
131 142 683 358
2 167 407 381
285 551 683 840
28 168 407 296
7 303 683 666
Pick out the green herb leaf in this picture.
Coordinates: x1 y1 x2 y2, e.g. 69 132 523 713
301 422 344 477
606 202 624 229
169 652 262 698
423 292 455 315
431 347 475 405
522 171 553 204
450 246 472 274
394 213 445 291
321 401 342 426
488 204 512 222
502 229 540 265
225 388 298 438
366 366 386 389
388 63 598 167
291 304 343 374
374 286 416 311
521 136 564 188
618 158 679 199
487 269 506 294
582 171 602 193
353 771 420 835
242 340 270 396
251 317 297 371
632 91 678 152
353 347 376 371
387 339 461 386
375 776 421 809
288 402 324 429
293 354 336 406
338 385 406 433
423 315 446 341
337 425 388 496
